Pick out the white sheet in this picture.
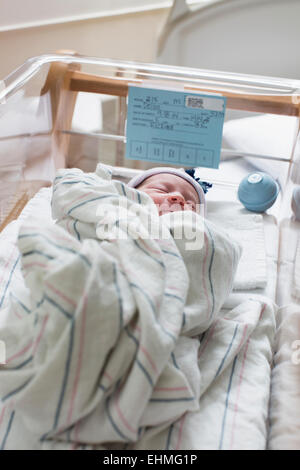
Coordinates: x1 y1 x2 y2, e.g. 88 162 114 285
268 218 300 450
207 201 267 291
196 159 279 299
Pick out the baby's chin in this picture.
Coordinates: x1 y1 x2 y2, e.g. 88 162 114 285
158 209 173 216
157 205 185 216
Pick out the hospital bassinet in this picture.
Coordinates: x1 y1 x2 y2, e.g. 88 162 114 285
0 53 300 449
1 53 299 229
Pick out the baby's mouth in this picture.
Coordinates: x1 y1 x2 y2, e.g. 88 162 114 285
157 203 183 215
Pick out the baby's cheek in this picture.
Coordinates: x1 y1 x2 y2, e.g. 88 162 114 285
184 203 196 212
145 192 166 206
153 195 166 206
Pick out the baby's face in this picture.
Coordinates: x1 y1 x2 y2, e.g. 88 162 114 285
137 173 199 216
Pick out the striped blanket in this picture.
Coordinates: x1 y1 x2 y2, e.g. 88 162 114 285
0 164 275 449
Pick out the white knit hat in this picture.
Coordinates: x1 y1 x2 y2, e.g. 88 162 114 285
127 167 206 216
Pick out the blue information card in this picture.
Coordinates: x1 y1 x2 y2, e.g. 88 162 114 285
125 85 226 168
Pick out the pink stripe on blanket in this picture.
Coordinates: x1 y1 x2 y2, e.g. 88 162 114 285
6 340 33 363
20 227 73 245
115 387 137 435
128 326 158 374
103 371 113 383
12 305 22 320
138 237 162 257
45 281 77 308
154 386 188 392
23 262 48 271
62 191 94 213
236 324 248 353
139 345 158 374
0 247 17 288
32 314 49 355
259 303 266 320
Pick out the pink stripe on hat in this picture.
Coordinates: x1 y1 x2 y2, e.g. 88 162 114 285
127 167 206 216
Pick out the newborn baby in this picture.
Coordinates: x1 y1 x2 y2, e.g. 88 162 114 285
127 167 210 217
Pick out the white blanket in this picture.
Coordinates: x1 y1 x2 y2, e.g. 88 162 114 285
132 293 276 450
0 164 242 449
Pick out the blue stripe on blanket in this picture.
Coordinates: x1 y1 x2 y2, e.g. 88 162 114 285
65 424 75 443
99 383 109 393
53 319 75 429
161 249 182 260
150 397 195 403
130 282 156 315
73 220 80 241
125 327 154 387
67 195 119 215
136 359 153 386
199 331 206 344
164 292 184 303
10 292 30 314
120 182 127 197
125 327 139 347
61 181 92 186
165 423 174 450
214 325 239 379
0 410 15 450
171 352 179 369
52 180 93 193
55 173 97 184
105 396 132 442
2 377 32 402
204 222 215 321
0 255 20 308
36 297 45 309
44 295 73 319
18 233 91 267
23 250 55 260
219 355 238 450
181 311 186 329
130 282 176 342
6 356 33 370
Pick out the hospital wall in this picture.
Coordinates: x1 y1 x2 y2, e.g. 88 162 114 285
0 8 169 79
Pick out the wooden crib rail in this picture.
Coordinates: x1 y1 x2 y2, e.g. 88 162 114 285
68 70 300 117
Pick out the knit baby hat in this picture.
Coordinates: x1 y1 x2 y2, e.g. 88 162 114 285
127 167 212 216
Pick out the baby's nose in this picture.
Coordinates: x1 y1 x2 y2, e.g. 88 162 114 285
167 193 185 206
